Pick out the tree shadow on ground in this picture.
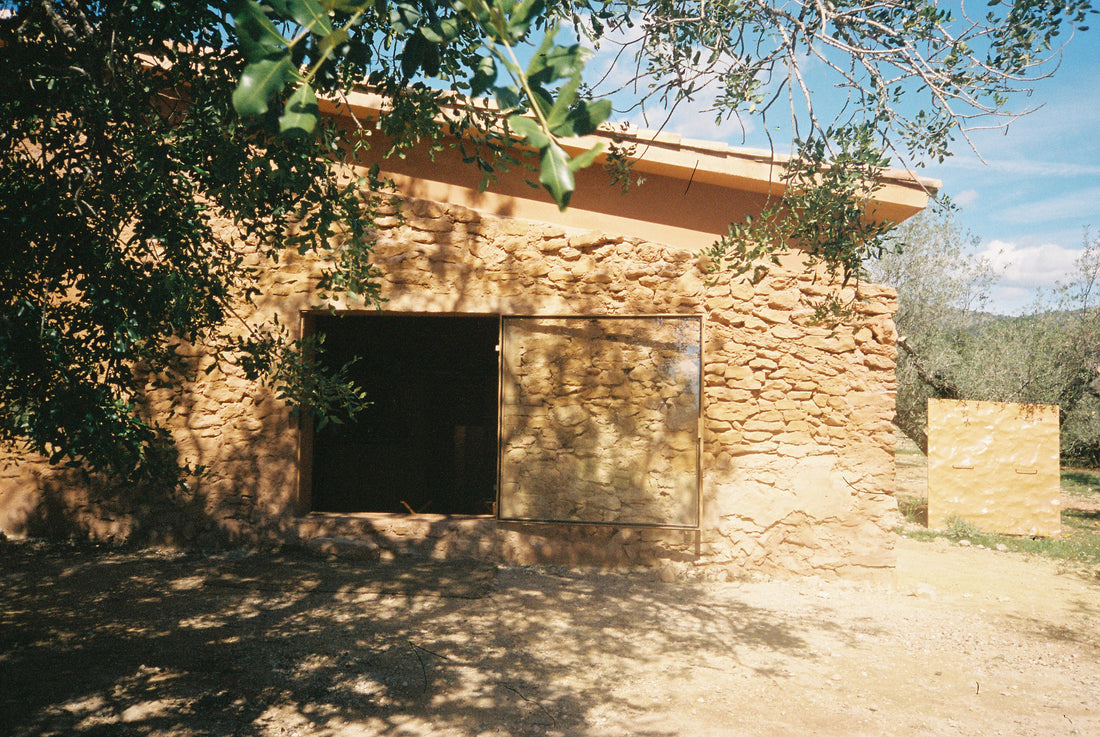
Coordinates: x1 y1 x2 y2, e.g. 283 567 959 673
0 542 871 737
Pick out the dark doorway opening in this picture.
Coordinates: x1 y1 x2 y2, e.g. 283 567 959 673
308 314 499 515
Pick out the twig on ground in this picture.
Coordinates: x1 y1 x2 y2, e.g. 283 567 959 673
501 683 557 725
408 640 452 661
407 642 429 693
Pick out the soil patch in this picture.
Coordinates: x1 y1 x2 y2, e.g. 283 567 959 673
2 537 1099 737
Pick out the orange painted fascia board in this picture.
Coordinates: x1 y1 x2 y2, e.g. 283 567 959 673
319 89 938 225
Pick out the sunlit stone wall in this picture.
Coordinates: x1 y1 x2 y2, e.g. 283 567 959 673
0 195 900 579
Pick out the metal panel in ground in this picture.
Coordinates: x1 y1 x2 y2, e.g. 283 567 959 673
927 398 1060 536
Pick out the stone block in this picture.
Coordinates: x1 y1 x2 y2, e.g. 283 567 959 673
408 216 453 233
447 205 480 223
772 324 802 340
743 419 784 432
756 308 790 324
706 295 735 311
729 280 756 302
707 404 753 423
863 353 895 370
767 289 801 310
747 357 778 370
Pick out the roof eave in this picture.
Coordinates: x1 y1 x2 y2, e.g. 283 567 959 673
320 88 938 224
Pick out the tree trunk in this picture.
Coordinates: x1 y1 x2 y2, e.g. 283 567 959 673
893 336 962 454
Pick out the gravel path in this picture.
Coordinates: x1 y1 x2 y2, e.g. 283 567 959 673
2 535 1098 736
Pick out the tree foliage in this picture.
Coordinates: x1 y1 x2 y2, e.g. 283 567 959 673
592 0 1093 164
0 2 380 483
233 0 1095 277
870 216 1100 465
865 206 999 450
701 122 898 305
1028 232 1100 464
227 0 613 208
0 0 1094 483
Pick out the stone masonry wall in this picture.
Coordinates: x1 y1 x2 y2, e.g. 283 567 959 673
0 194 900 579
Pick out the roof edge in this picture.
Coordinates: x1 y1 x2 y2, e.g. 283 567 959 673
319 89 939 221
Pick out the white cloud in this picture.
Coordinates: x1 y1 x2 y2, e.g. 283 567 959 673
988 285 1043 315
978 239 1082 289
953 189 979 208
937 155 1100 179
980 240 1085 314
664 99 757 143
996 185 1100 225
615 93 758 145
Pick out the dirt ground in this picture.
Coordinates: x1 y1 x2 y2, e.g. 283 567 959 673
2 525 1099 737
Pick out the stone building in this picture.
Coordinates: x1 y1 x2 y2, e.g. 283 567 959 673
0 90 935 579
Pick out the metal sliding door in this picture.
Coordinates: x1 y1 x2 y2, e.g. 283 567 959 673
498 315 702 528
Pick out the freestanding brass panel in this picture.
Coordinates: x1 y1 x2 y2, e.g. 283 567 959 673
927 399 1060 536
499 316 702 528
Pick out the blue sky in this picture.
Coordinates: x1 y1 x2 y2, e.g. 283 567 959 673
922 28 1100 313
579 15 1099 314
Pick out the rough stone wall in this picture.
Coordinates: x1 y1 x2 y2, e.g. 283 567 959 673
0 195 900 578
699 275 900 579
500 316 700 527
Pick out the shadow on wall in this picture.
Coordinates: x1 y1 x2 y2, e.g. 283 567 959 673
6 351 301 548
5 196 711 553
295 203 713 566
499 316 701 528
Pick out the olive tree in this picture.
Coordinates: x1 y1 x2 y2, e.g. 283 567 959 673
0 3 382 483
871 219 1100 464
864 206 999 450
1048 232 1100 464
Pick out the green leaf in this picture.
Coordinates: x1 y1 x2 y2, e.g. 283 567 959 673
567 142 604 172
283 0 334 35
319 27 350 56
539 140 574 211
279 83 320 136
506 0 546 41
507 114 549 148
324 0 374 10
233 54 294 116
470 55 497 97
564 99 611 138
389 2 421 34
401 33 439 77
421 17 461 44
493 86 522 112
524 26 563 86
527 38 590 88
231 0 290 62
546 71 582 133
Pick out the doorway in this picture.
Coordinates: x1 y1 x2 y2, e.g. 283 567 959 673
306 314 500 515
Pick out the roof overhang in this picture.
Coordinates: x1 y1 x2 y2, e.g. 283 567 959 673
320 89 938 250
